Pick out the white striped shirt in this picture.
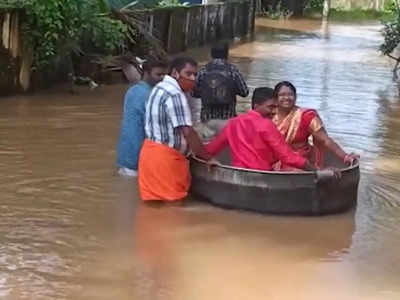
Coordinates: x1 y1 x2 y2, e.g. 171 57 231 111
145 75 193 154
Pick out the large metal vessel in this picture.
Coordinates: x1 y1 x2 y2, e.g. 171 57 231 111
190 150 360 215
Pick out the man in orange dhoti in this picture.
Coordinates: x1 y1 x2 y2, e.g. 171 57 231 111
139 57 210 202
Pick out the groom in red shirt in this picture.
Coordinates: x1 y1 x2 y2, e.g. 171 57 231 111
205 87 317 171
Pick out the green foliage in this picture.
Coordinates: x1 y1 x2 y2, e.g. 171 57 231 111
157 0 189 8
19 0 128 69
303 0 391 21
328 8 384 21
304 6 387 21
381 5 400 57
381 0 399 22
0 0 29 9
304 0 323 11
380 20 400 56
384 0 398 15
261 1 292 19
85 16 128 52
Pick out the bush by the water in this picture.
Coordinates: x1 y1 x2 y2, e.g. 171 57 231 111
305 0 324 11
0 0 192 70
17 0 129 69
261 0 389 21
259 1 293 19
379 1 400 80
328 8 385 21
380 2 400 58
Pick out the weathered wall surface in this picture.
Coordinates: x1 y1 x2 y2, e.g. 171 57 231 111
147 0 256 53
1 11 23 96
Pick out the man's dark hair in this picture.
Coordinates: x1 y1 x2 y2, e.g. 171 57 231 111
251 87 275 109
169 56 197 74
142 59 168 73
211 42 229 59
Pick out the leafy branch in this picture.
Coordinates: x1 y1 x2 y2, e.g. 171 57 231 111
380 0 400 80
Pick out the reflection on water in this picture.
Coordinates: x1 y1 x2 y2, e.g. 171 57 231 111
1 18 400 299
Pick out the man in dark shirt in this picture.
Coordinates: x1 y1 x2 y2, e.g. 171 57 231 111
193 42 249 140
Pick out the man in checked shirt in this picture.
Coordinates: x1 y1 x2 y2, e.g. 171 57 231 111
193 42 249 141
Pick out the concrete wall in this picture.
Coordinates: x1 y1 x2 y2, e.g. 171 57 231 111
147 0 256 53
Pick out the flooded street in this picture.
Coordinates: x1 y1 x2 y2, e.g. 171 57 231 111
1 18 400 299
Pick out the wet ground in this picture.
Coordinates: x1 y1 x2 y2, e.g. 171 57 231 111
1 18 400 299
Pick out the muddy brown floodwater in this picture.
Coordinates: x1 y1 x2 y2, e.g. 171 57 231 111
1 18 400 300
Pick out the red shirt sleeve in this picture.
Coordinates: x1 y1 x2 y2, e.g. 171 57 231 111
205 127 229 157
261 121 307 169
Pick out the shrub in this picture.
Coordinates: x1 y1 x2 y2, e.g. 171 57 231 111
19 0 128 69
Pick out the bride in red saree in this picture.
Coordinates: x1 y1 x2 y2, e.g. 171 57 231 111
272 81 358 170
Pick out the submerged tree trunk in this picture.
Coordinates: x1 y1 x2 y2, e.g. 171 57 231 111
322 0 330 20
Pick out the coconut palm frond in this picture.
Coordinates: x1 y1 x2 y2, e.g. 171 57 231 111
111 7 167 58
120 0 139 10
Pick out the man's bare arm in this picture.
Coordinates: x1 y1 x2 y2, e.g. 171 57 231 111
180 126 211 160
